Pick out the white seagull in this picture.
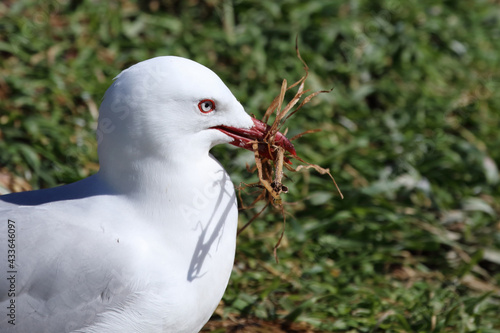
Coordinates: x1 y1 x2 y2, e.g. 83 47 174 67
0 56 295 333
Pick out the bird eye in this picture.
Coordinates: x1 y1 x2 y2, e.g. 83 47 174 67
198 99 216 113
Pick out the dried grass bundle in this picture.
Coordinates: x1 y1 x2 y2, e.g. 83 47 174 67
238 44 343 260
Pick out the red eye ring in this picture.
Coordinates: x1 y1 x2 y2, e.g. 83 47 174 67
198 99 216 113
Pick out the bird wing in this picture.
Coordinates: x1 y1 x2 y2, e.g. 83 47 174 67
0 196 141 333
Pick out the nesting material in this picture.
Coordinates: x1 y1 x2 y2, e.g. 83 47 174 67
238 46 343 258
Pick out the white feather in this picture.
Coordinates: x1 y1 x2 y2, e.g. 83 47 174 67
0 56 254 332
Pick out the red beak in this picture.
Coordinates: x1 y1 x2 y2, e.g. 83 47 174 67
212 118 297 164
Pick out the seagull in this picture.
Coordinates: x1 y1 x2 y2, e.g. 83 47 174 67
0 56 295 333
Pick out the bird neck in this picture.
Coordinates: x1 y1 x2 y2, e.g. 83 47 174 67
97 151 229 212
100 151 202 188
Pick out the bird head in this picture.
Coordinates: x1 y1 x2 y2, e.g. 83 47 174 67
97 56 295 169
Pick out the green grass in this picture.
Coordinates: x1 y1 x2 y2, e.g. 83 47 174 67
1 0 500 331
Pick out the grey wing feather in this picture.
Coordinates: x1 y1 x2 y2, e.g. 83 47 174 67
0 200 134 333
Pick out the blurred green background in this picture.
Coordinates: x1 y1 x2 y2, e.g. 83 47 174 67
1 0 500 332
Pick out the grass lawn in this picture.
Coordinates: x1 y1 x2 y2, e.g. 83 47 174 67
1 0 500 332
